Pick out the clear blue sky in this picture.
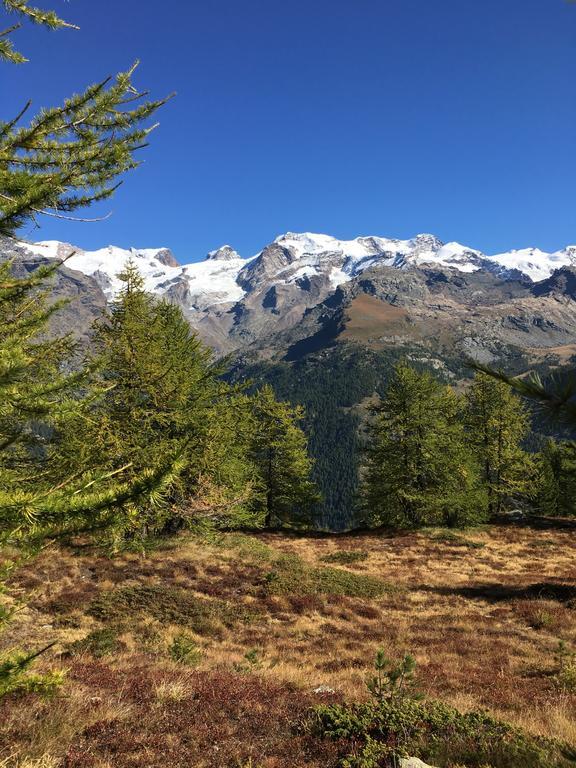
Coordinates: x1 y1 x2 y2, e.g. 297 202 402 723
3 0 576 262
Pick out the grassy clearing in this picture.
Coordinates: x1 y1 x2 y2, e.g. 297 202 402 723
0 523 575 766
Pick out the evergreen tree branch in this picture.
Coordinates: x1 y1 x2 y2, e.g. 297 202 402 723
471 362 576 426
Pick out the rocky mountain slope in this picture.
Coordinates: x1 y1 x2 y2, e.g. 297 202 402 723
0 237 106 344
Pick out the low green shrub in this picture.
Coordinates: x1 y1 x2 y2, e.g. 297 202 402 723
89 584 255 636
204 533 274 565
320 550 369 565
233 648 264 674
307 650 575 768
429 530 485 549
264 554 392 599
169 633 203 666
69 627 124 658
555 641 576 693
311 697 572 768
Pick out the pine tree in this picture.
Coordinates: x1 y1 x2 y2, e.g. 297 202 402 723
60 261 263 538
0 259 188 700
189 390 265 530
361 363 485 529
0 1 176 539
0 3 172 695
464 373 535 516
0 257 79 534
248 384 319 529
536 440 561 517
472 363 576 428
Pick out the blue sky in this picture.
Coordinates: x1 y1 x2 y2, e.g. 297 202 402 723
3 0 576 262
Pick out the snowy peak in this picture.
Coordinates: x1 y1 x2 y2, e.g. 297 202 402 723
486 246 576 283
23 241 244 308
256 232 484 284
206 245 241 262
24 242 183 300
409 233 444 252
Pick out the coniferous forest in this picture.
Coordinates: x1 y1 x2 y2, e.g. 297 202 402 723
1 3 576 768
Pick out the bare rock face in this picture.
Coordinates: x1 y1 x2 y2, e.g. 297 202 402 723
155 248 179 268
206 245 241 262
532 266 576 300
237 243 298 291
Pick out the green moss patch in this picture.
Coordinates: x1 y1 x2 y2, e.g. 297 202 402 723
203 532 275 565
428 529 486 549
69 627 125 658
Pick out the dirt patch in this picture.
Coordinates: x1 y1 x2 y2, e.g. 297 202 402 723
339 294 412 345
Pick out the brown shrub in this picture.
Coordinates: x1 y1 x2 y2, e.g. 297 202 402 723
60 665 342 768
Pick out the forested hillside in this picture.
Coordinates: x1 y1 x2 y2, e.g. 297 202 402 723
229 345 406 529
229 339 563 530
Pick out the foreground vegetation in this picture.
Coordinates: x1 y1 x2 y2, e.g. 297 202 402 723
1 523 575 766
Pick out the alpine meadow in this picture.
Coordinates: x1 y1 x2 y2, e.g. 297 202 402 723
1 2 576 767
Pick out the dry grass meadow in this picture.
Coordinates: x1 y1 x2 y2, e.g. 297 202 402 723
0 521 575 767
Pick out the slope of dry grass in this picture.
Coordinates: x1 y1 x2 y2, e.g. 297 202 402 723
1 522 575 766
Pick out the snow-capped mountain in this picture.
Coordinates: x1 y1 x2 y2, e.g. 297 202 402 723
12 230 576 357
486 246 576 283
23 241 248 309
252 232 576 284
23 231 576 312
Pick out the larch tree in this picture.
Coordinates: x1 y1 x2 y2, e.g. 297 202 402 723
0 257 184 541
58 261 218 540
248 384 319 529
193 390 265 530
361 363 485 529
0 0 172 542
464 372 535 516
1 2 170 236
61 261 264 540
470 365 576 428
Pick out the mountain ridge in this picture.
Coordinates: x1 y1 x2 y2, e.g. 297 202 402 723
13 230 576 357
22 229 576 300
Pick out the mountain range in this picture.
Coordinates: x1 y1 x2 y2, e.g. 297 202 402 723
15 231 576 362
4 230 576 528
